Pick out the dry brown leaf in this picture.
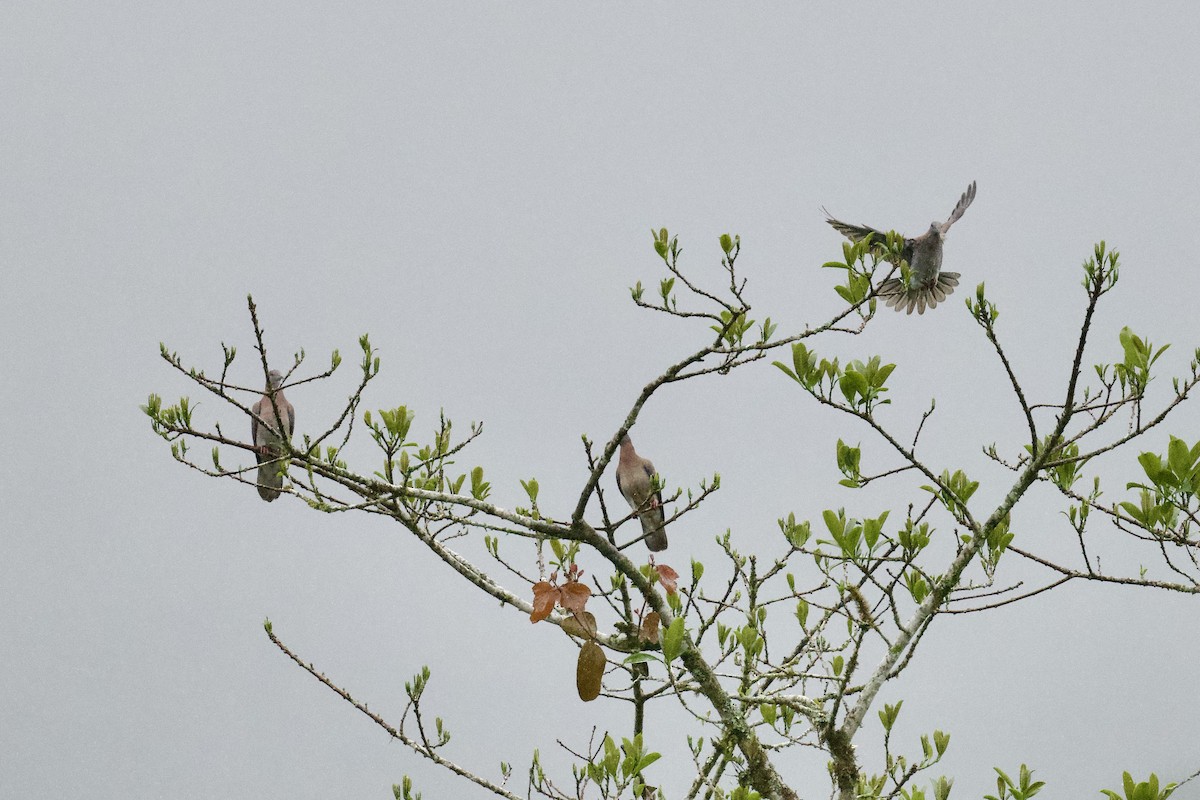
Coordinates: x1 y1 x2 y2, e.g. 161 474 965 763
559 581 592 614
561 615 586 638
655 564 679 595
530 581 559 623
562 610 597 640
639 611 660 643
576 640 605 702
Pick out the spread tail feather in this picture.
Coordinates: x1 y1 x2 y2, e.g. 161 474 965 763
877 272 960 315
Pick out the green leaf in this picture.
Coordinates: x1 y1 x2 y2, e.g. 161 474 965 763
905 570 928 604
759 317 777 343
874 362 896 386
772 361 799 383
878 700 902 731
863 512 888 551
839 370 869 404
661 617 685 663
780 514 811 548
659 277 675 303
603 734 620 775
731 788 762 800
836 439 862 484
823 509 845 537
1102 772 1177 800
635 751 662 773
470 466 491 500
622 652 661 665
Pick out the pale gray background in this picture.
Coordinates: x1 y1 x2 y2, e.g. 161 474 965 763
3 3 1199 798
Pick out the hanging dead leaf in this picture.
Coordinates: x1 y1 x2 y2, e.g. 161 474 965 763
530 581 559 623
559 581 592 614
639 611 660 643
576 640 605 702
655 564 679 595
561 610 597 640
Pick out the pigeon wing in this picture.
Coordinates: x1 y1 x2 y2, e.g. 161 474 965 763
939 182 977 234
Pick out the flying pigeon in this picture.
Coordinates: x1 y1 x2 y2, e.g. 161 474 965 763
825 182 977 315
615 435 668 552
251 369 295 502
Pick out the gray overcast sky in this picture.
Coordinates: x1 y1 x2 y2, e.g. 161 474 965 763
3 3 1200 798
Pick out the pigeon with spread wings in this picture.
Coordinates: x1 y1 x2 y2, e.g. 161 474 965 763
825 182 976 315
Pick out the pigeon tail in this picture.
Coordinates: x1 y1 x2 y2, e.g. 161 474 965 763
641 507 668 552
877 272 960 315
256 457 284 502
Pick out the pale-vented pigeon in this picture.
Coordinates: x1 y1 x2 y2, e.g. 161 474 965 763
251 369 294 502
825 182 977 315
615 435 668 552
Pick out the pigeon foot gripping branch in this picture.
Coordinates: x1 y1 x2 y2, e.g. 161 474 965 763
824 182 977 315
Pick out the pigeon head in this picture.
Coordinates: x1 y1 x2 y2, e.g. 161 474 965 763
267 370 285 389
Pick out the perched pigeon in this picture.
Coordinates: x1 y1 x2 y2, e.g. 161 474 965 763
615 435 668 552
825 182 977 315
251 369 295 502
